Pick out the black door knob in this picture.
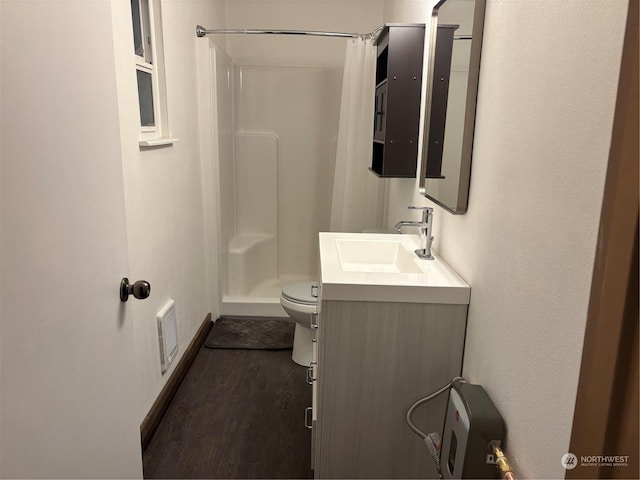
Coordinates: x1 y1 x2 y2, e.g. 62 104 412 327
120 278 151 302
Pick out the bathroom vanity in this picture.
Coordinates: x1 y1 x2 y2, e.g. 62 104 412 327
309 233 470 479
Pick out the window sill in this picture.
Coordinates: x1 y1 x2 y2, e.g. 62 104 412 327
139 138 179 148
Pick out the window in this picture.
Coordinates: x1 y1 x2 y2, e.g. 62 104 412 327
131 0 174 145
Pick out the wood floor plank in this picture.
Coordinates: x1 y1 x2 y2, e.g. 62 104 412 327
143 346 313 479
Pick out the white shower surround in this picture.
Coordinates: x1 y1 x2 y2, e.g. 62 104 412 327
214 62 342 316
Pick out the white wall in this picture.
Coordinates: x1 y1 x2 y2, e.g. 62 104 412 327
225 0 384 68
383 0 428 22
111 0 227 421
383 0 628 478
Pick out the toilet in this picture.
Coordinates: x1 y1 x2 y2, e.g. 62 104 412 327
280 281 318 366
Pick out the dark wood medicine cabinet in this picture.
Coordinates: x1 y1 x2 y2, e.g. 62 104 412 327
371 24 425 178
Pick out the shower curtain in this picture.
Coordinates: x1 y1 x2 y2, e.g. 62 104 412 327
330 36 385 233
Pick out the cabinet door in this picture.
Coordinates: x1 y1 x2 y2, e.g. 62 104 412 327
371 25 425 178
316 301 467 479
374 82 388 141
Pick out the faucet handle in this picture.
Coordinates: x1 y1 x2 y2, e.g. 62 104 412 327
408 205 433 222
408 205 433 211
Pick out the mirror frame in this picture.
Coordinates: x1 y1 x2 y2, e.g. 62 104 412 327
418 0 486 214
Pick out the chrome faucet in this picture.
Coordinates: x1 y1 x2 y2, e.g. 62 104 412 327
395 206 434 260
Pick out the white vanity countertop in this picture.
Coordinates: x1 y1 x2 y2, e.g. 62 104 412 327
319 232 470 305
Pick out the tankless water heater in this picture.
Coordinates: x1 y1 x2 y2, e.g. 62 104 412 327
440 382 505 479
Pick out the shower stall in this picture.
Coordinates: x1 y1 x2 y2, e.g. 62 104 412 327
210 45 343 316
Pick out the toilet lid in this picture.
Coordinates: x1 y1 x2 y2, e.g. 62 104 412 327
282 281 317 305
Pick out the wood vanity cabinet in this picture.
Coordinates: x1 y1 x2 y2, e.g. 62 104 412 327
371 24 425 178
311 299 468 479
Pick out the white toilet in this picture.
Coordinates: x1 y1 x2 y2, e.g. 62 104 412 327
280 281 318 366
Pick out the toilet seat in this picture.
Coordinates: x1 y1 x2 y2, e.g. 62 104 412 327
281 281 317 306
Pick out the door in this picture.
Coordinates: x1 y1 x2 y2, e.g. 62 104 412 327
567 1 638 478
0 2 143 478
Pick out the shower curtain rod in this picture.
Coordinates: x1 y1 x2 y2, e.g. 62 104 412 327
195 24 382 39
195 25 471 41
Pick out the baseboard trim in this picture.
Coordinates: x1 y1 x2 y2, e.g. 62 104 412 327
140 313 213 451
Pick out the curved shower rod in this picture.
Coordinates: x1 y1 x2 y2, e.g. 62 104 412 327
195 24 384 40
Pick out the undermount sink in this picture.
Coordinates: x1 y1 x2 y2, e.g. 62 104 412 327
319 232 470 304
336 238 423 274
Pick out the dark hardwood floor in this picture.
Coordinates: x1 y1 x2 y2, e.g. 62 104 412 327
143 345 313 479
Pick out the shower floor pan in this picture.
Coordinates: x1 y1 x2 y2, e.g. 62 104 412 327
221 275 314 317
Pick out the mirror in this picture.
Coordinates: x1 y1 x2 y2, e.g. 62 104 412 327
419 0 486 214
